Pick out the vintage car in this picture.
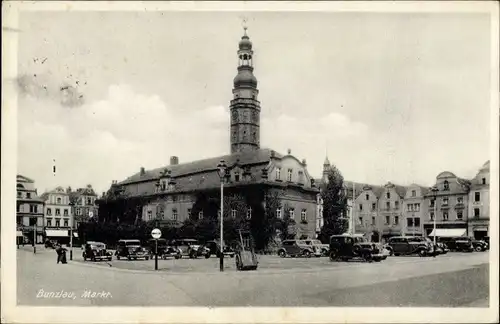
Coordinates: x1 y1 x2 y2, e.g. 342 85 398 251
115 239 150 260
436 242 449 254
329 234 387 262
304 239 329 256
277 239 322 258
437 236 474 252
147 238 181 259
82 241 113 261
385 236 435 257
472 239 488 252
171 238 210 259
204 240 235 258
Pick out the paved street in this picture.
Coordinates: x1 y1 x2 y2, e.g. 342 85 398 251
17 246 489 307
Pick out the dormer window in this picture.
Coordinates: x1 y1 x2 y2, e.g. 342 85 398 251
276 168 281 180
287 169 293 182
161 181 166 191
365 194 369 200
443 180 450 191
57 197 62 204
298 171 304 184
411 190 416 197
234 172 240 182
386 192 390 199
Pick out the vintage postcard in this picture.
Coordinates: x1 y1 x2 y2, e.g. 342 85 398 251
1 1 499 323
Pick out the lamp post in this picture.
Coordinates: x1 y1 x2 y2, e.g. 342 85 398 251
69 201 74 260
154 179 162 271
429 186 439 257
216 159 228 272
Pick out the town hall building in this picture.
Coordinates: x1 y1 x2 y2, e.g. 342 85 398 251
99 28 320 240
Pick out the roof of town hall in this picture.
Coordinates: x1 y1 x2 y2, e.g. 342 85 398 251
119 148 286 186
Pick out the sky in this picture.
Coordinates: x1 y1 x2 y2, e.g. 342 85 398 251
14 10 493 195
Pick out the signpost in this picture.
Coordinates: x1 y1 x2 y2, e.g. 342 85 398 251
151 228 162 270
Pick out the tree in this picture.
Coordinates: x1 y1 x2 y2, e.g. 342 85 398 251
276 203 296 241
318 164 348 243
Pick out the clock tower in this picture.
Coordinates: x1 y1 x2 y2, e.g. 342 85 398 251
230 27 261 154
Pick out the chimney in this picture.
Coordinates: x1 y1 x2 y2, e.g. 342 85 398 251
170 156 179 165
287 148 291 155
140 167 146 176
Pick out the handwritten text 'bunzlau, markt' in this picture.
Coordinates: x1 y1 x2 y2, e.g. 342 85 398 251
36 289 112 299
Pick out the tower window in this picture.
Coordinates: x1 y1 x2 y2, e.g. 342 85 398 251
443 180 450 191
365 194 369 200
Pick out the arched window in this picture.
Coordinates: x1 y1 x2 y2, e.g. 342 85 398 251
443 180 449 191
17 184 25 189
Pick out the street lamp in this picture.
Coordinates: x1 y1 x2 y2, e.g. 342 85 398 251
154 179 162 271
216 159 228 272
429 186 439 257
69 201 75 260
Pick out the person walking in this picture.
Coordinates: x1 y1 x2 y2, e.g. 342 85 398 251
56 244 63 264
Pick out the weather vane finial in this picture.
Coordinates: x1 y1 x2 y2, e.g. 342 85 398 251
242 16 248 35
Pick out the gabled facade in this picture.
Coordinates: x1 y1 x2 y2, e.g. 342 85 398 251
41 186 74 242
403 184 429 236
353 184 384 240
16 175 45 244
423 171 470 236
70 185 99 227
468 161 490 239
378 182 408 239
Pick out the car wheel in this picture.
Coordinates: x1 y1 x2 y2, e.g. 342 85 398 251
278 250 286 258
205 253 210 259
364 254 373 263
418 249 427 257
394 253 400 257
388 249 394 256
329 250 338 262
303 250 311 258
475 246 482 252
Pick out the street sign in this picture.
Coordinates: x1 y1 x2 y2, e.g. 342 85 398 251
151 228 162 239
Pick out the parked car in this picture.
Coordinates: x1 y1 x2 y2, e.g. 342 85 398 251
437 236 474 252
278 239 322 258
483 236 490 246
304 239 329 256
147 238 181 259
44 239 58 249
204 240 235 258
385 236 435 257
436 242 449 255
171 238 210 259
83 241 113 261
329 234 386 262
472 239 488 252
115 239 150 260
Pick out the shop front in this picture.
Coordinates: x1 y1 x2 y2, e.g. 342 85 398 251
423 222 467 238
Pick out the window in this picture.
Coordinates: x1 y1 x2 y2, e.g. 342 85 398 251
64 220 68 227
55 220 60 227
147 210 152 220
430 212 434 221
172 196 178 202
301 209 307 222
55 208 61 216
77 208 82 216
359 204 363 211
276 168 281 180
371 217 375 225
411 190 416 197
385 202 390 210
407 218 414 227
358 217 363 225
276 208 282 219
231 209 237 219
17 191 22 198
365 194 369 200
298 171 304 183
482 178 486 185
385 216 390 225
415 203 420 211
457 197 463 204
47 219 52 227
63 209 68 216
287 169 292 182
430 199 435 208
457 211 463 220
289 208 295 220
443 211 449 221
474 192 480 202
371 203 376 211
187 208 192 217
395 201 399 210
198 211 204 220
442 197 448 206
29 217 37 226
172 209 178 221
414 218 420 227
47 208 52 216
26 192 31 199
86 198 92 205
394 216 399 225
386 192 391 199
408 204 413 212
474 208 480 218
234 172 240 182
57 197 62 204
246 207 252 220
161 181 166 191
16 216 22 224
443 180 449 191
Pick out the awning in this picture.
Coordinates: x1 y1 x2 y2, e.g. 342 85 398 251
472 226 488 232
45 230 69 237
16 231 23 237
429 228 466 237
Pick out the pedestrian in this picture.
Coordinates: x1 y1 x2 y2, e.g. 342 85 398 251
61 245 68 264
56 244 63 264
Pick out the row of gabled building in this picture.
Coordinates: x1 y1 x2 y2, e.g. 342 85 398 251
316 159 491 242
16 175 99 244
